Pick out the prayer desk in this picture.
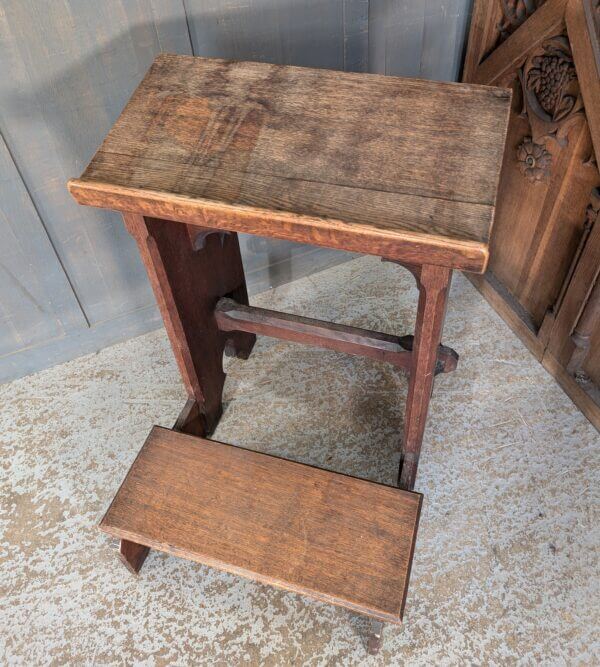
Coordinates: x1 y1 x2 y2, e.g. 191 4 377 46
69 54 510 653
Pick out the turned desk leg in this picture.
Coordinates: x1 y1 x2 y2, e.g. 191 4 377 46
123 214 255 436
399 264 452 490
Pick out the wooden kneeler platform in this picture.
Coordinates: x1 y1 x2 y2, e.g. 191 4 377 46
101 427 422 627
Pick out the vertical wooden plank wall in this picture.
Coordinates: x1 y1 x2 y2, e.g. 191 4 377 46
0 0 474 383
0 0 193 381
368 0 472 80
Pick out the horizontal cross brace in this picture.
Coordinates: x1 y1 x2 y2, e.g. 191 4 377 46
214 298 458 374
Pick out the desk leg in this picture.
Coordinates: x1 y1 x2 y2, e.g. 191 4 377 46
367 619 385 654
399 265 452 490
123 214 255 435
119 539 150 575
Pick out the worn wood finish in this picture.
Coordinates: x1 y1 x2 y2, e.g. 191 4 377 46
2 1 486 383
122 214 255 434
215 297 458 375
463 0 600 431
399 265 452 490
67 55 513 511
70 51 512 652
544 191 600 418
69 54 512 273
100 426 423 624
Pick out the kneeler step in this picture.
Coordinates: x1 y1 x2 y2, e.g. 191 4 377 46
100 426 422 624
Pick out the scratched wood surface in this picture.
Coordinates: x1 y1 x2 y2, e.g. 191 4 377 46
101 426 423 623
70 54 511 272
0 0 476 382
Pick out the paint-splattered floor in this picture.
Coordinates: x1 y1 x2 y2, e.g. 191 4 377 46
1 256 599 665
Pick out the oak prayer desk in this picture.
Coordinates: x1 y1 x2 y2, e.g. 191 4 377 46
69 54 510 654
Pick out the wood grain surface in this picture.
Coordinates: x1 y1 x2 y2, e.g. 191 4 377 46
100 426 422 623
70 54 511 272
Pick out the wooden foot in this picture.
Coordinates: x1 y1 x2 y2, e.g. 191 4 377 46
119 539 149 574
172 398 206 437
367 619 385 655
399 264 452 490
122 214 255 435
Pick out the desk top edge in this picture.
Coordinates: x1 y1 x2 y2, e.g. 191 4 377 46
69 53 511 273
153 52 512 101
68 177 492 272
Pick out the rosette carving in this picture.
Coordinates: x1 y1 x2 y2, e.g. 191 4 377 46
517 137 552 181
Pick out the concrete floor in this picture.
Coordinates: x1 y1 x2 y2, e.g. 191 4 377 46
1 256 599 665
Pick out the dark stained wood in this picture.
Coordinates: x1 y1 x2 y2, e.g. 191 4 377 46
122 214 255 434
100 426 423 624
172 398 206 437
68 54 512 273
399 265 452 490
119 539 150 575
215 297 458 375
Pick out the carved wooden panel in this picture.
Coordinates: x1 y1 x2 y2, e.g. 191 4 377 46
499 0 548 43
463 0 600 430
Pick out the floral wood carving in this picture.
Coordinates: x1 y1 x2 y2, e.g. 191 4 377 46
498 0 546 42
519 36 585 148
517 137 552 181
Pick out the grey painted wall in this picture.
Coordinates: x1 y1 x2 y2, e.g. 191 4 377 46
0 0 473 383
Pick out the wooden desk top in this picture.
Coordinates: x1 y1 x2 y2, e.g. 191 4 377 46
69 54 511 272
100 426 422 623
